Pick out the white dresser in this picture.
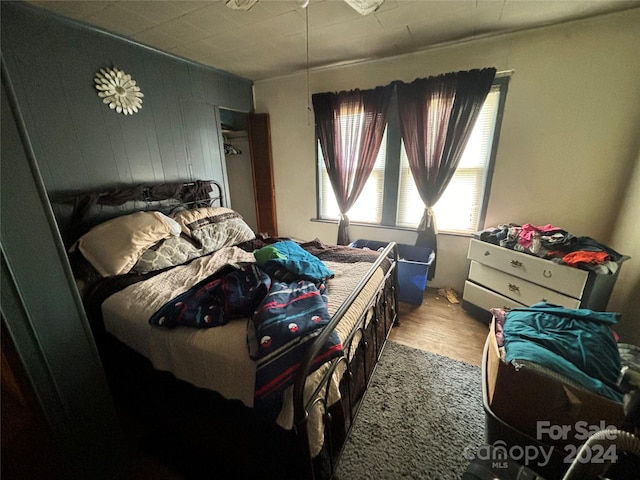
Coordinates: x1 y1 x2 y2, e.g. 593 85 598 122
462 238 625 321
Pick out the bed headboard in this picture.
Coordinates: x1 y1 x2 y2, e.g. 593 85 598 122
49 180 224 247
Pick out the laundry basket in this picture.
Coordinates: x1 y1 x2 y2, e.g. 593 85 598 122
349 240 435 304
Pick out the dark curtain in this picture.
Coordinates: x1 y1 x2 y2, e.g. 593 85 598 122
312 85 392 245
396 68 496 278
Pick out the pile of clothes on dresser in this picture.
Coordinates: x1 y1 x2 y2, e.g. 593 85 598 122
476 223 625 274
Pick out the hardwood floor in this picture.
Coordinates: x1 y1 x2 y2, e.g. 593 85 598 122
390 286 489 367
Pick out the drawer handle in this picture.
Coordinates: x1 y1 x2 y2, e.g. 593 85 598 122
543 270 552 278
508 283 520 293
510 259 523 268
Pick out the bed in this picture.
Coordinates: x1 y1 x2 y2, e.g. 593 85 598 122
50 179 399 480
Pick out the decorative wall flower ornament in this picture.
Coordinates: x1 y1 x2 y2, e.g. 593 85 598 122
94 67 144 115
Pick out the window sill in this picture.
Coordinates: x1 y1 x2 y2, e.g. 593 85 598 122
310 218 473 238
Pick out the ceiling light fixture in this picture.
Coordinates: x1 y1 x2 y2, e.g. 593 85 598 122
225 0 384 15
344 0 385 15
225 0 258 11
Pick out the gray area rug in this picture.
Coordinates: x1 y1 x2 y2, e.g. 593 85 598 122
336 341 484 479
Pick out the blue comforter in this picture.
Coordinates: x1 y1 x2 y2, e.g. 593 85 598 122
503 303 623 402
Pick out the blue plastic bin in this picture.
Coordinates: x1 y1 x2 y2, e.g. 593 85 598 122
349 240 435 304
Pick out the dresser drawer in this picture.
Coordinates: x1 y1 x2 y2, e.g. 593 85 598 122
463 281 526 312
468 261 582 309
468 239 588 299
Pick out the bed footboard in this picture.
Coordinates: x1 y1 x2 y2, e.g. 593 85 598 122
293 242 399 480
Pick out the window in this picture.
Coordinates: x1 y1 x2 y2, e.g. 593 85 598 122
318 129 387 224
317 77 508 234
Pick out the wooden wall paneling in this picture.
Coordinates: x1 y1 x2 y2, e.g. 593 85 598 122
180 98 206 181
154 59 191 181
206 70 223 106
138 75 166 184
57 36 124 187
188 63 207 102
120 113 160 184
169 59 195 180
102 105 134 184
176 109 197 180
1 10 86 191
177 60 241 183
248 113 278 236
0 39 55 190
217 74 232 107
227 74 254 111
99 46 159 185
87 36 151 185
127 45 167 183
67 29 147 187
145 59 182 182
179 98 228 183
2 66 124 478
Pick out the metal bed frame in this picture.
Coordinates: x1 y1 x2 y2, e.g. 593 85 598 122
295 240 399 479
49 179 400 480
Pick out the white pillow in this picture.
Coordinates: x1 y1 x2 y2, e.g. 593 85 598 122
74 211 177 276
157 212 181 236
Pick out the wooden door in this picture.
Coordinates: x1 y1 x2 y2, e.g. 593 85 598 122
248 113 278 237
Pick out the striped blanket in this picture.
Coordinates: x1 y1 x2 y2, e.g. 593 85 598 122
251 280 343 420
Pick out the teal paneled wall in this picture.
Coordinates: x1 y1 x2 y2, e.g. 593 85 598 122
1 1 253 193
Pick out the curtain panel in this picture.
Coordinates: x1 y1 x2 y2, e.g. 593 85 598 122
396 67 496 278
312 85 392 245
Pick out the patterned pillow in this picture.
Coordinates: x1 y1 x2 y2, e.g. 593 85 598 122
132 235 203 274
171 207 255 254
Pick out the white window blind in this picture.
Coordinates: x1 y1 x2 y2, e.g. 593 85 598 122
396 86 501 233
318 128 387 224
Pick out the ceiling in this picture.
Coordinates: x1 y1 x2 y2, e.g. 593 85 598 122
25 0 639 81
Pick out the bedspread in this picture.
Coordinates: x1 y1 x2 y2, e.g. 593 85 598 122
101 247 258 404
97 242 388 457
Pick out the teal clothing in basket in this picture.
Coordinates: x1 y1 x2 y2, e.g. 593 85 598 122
503 302 623 402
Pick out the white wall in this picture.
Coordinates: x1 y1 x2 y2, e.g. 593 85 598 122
608 149 640 345
254 9 640 340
